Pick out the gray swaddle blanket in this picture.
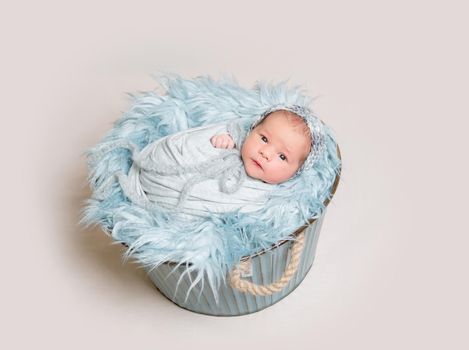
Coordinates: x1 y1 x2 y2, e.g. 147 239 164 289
117 120 275 219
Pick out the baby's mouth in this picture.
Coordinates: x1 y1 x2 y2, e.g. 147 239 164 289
253 159 262 169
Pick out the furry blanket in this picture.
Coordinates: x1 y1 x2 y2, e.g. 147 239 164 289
82 74 341 296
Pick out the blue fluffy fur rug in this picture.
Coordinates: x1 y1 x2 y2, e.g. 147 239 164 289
82 74 341 296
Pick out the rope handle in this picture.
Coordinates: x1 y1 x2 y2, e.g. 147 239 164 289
229 230 306 296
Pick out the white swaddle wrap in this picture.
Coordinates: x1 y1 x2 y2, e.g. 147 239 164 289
118 120 275 219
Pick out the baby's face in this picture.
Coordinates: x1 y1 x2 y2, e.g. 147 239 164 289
241 111 311 184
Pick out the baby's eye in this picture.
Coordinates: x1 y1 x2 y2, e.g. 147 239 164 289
261 135 268 143
279 154 287 161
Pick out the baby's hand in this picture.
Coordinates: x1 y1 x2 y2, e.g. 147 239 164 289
210 134 235 149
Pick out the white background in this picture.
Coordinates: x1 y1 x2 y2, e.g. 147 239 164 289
1 1 467 349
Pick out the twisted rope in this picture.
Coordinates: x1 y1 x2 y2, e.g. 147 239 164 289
229 230 306 296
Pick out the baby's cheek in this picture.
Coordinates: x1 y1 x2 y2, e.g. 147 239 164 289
291 164 301 176
240 145 248 159
241 157 249 171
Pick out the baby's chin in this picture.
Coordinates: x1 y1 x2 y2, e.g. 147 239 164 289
242 160 266 182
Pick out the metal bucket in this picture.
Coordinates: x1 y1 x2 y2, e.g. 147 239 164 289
147 147 341 316
147 212 326 316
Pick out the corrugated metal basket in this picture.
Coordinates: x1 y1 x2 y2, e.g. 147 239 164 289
147 148 341 316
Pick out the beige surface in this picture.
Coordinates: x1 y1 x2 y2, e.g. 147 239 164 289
1 1 468 349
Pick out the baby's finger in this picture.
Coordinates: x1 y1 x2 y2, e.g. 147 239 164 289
221 138 229 148
213 136 222 148
226 138 234 148
217 138 226 148
210 135 219 146
211 134 234 149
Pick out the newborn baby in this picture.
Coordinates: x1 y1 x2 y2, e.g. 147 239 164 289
116 105 324 219
212 109 311 184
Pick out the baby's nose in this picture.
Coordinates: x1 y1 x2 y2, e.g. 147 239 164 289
260 148 271 160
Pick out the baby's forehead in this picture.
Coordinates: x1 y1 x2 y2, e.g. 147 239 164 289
274 110 306 127
259 111 311 140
